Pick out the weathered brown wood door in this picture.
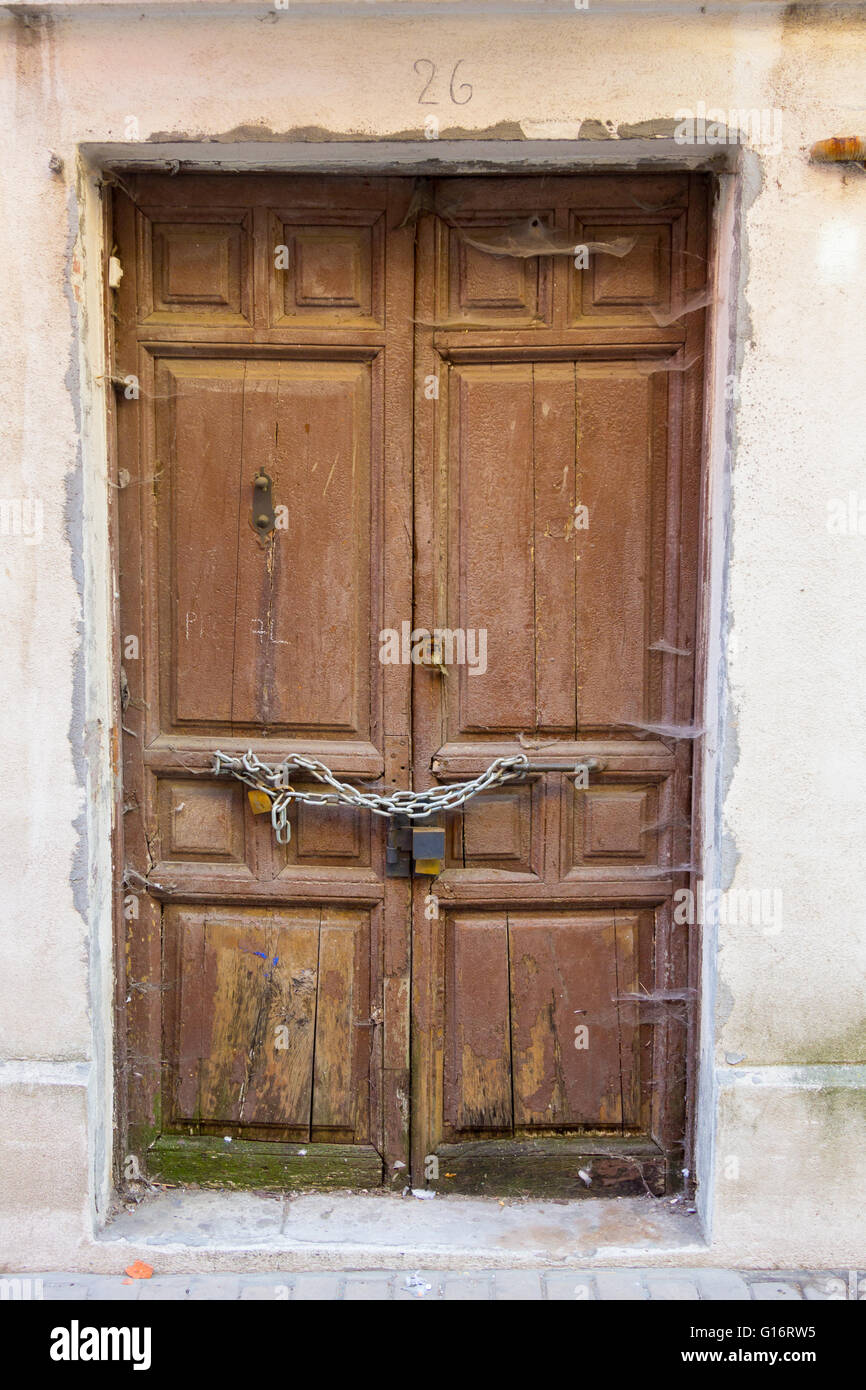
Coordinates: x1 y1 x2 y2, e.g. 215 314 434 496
114 175 416 1190
113 172 708 1197
410 174 708 1196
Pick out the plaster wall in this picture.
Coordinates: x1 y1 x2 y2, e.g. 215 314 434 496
1 0 865 1268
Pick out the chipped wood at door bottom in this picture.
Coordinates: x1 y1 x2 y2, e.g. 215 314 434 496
431 1137 669 1198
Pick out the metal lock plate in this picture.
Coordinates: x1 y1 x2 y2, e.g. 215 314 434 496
386 816 413 878
251 470 275 542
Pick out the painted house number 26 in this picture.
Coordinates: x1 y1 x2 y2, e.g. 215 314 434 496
414 59 473 105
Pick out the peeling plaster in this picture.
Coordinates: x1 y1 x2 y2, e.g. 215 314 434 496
147 120 528 144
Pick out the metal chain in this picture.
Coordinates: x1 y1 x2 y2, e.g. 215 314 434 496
212 749 531 844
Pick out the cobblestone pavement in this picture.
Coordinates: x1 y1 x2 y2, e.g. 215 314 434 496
4 1269 862 1301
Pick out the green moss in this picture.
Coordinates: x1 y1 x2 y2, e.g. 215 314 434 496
147 1136 383 1191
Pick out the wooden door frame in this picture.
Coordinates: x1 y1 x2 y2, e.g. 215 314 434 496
100 154 726 1202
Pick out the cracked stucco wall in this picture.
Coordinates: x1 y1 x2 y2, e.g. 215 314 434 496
1 0 865 1268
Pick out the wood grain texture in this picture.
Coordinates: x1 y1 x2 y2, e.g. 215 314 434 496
411 173 708 1191
445 915 513 1131
164 905 372 1141
434 1137 666 1198
115 172 708 1196
509 914 628 1129
115 176 414 1183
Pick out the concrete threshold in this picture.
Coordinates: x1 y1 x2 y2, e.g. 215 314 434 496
92 1189 708 1275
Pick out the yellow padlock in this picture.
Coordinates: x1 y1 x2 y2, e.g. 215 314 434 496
247 789 272 815
413 858 442 876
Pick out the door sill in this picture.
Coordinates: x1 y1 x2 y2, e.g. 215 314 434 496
433 1136 669 1199
100 1188 704 1272
148 1137 382 1191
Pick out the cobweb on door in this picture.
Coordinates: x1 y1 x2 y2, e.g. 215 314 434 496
401 177 719 329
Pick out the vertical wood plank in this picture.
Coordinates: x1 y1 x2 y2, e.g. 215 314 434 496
379 178 417 1177
171 909 206 1122
533 362 577 732
313 911 361 1132
575 369 652 730
453 364 536 733
445 916 513 1131
161 360 245 726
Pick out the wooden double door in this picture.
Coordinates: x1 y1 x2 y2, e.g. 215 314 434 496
114 171 708 1197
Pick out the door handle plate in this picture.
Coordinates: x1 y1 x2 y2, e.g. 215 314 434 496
251 470 275 542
